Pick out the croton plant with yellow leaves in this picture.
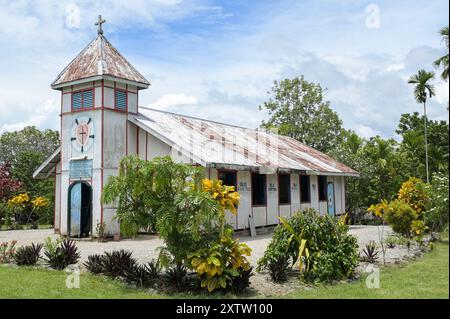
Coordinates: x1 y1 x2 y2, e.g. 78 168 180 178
201 178 240 214
368 177 431 238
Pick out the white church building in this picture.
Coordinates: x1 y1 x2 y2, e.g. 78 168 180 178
34 18 358 238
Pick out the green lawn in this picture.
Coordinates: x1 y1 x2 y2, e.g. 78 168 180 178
288 239 449 299
0 266 161 299
0 240 448 299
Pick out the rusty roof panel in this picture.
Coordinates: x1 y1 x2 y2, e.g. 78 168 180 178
134 108 359 176
51 35 149 87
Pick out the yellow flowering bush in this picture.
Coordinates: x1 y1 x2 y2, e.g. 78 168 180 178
31 196 49 209
398 177 430 214
367 199 389 218
201 178 240 214
7 193 30 208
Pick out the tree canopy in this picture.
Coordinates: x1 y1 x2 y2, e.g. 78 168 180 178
260 76 344 154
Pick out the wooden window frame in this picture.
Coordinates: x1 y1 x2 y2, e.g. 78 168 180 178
318 175 328 202
251 173 267 207
299 175 311 203
217 169 238 188
278 174 291 205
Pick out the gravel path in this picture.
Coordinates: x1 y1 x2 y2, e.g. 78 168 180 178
0 225 391 265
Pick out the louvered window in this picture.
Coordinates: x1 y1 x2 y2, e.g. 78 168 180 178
83 90 93 108
72 92 83 110
115 90 127 110
72 89 94 110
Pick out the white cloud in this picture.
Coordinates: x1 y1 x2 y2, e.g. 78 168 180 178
148 93 198 110
356 125 378 139
435 80 450 105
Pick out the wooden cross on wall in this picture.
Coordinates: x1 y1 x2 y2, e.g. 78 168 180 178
95 15 106 35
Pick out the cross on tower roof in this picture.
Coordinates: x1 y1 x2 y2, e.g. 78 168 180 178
95 15 106 35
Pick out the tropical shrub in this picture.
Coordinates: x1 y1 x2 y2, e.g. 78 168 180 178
397 177 430 215
121 262 160 288
84 254 105 274
162 265 190 292
0 240 17 264
383 200 418 236
265 251 290 282
13 243 42 266
200 178 240 236
188 228 252 292
258 209 359 283
425 173 449 232
411 220 428 244
103 156 222 268
360 241 380 263
101 250 137 278
43 238 80 270
229 266 254 294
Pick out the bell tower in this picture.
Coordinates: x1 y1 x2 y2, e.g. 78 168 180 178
51 16 149 237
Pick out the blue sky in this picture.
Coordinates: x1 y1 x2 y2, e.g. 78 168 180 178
0 0 448 139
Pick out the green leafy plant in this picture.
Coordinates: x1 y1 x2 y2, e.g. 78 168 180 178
383 200 418 236
101 250 137 278
121 260 161 288
84 254 105 274
13 243 42 266
188 229 252 293
425 172 449 232
360 241 380 263
43 238 80 270
162 264 189 292
229 266 253 294
258 209 359 283
278 216 310 272
103 156 221 269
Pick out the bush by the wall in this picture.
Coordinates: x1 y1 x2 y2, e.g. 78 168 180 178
425 173 449 232
383 200 418 236
257 209 359 283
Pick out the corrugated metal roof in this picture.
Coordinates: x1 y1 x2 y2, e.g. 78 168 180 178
133 108 359 176
51 35 149 88
33 146 61 179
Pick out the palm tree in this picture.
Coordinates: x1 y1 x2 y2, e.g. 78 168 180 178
408 70 436 183
434 26 449 81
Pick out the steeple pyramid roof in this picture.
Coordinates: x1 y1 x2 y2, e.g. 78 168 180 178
51 34 149 88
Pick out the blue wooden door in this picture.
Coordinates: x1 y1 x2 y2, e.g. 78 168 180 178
70 183 82 237
327 183 335 216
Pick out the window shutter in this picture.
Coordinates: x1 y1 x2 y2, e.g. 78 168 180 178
115 90 127 110
83 90 93 108
72 92 83 110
